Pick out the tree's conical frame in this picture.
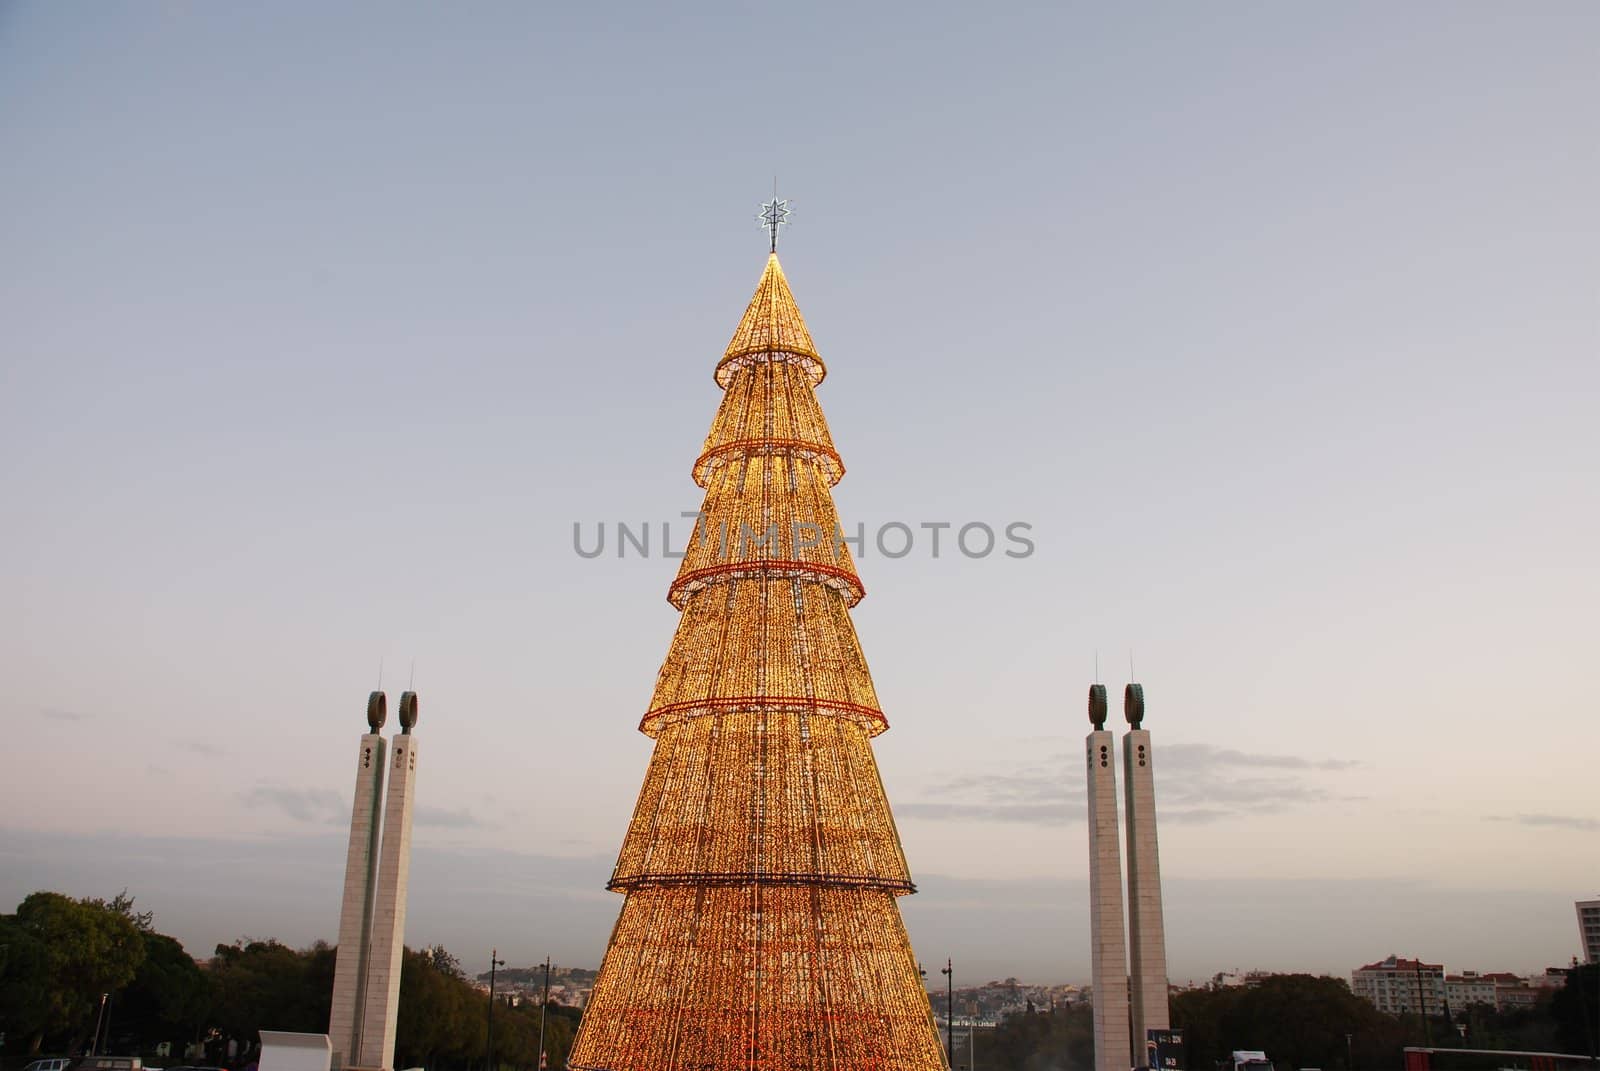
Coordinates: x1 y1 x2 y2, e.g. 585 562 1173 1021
569 253 945 1071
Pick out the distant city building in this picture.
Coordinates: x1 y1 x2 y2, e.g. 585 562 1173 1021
924 979 1084 1024
1197 969 1264 990
1532 967 1570 990
1453 971 1555 1012
1578 899 1600 963
1477 971 1522 984
1352 956 1445 1016
1354 958 1565 1017
1444 972 1497 1010
1495 985 1541 1010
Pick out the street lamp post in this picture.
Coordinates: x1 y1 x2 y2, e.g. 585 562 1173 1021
536 957 551 1070
486 949 505 1071
940 959 953 1067
1345 1032 1353 1070
90 993 108 1057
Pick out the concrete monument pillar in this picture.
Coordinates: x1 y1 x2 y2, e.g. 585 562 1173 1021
1086 684 1132 1071
1122 684 1170 1069
358 691 419 1071
329 693 389 1070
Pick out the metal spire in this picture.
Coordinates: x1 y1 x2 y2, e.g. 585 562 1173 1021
757 186 791 253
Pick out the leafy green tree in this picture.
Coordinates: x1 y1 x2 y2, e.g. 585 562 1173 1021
0 914 52 1054
539 1003 581 1071
396 947 480 1070
985 1002 1095 1071
89 891 155 935
208 939 335 1052
391 946 579 1071
1550 963 1598 1059
1173 974 1415 1070
1169 984 1233 1069
116 932 210 1051
11 892 147 1053
425 944 466 981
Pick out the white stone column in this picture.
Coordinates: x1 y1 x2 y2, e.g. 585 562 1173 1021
1123 726 1169 1068
330 731 386 1070
1087 727 1131 1071
359 728 417 1070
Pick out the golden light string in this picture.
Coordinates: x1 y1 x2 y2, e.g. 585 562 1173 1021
569 255 944 1071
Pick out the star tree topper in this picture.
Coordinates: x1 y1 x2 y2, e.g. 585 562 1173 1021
758 195 791 252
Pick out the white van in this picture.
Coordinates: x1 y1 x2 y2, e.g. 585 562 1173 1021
23 1060 72 1071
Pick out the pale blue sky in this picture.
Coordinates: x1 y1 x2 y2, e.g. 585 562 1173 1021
2 2 1597 983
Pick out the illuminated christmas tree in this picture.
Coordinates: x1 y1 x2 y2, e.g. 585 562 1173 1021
568 206 945 1071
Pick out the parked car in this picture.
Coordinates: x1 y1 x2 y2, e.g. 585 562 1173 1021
23 1058 72 1071
71 1058 142 1071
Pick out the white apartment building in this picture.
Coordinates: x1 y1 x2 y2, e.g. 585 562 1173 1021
1444 972 1497 1010
1531 967 1569 990
1353 956 1446 1016
1579 899 1600 963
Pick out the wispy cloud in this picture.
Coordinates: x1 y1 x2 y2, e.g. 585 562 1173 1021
39 706 94 722
1489 813 1599 832
415 806 484 829
1160 808 1236 825
1161 744 1359 772
1161 776 1346 809
237 786 487 830
897 742 1360 827
897 801 1074 825
241 786 345 824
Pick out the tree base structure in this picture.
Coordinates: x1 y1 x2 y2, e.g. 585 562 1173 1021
571 886 942 1070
